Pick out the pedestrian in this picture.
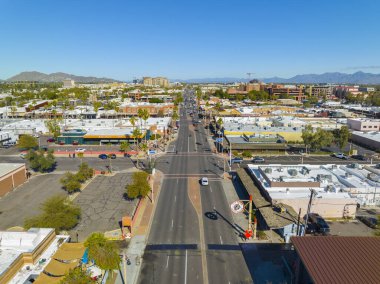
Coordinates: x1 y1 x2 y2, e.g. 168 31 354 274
73 153 76 158
69 153 71 158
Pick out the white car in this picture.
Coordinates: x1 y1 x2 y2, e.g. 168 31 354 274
20 153 27 159
201 177 209 186
75 148 86 153
332 153 348 159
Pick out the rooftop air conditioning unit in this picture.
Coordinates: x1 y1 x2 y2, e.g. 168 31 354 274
288 169 298 176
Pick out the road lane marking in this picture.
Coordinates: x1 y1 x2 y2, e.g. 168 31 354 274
220 235 223 245
184 250 188 284
166 255 169 268
171 219 174 228
174 196 176 202
210 186 212 192
177 179 179 185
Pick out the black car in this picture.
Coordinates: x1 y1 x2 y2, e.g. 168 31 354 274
306 213 330 235
110 153 116 159
351 154 367 161
357 216 378 229
98 154 108 159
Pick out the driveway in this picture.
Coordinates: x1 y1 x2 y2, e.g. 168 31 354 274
71 173 139 241
0 173 67 230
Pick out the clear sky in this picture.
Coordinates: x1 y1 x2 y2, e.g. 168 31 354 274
0 0 379 80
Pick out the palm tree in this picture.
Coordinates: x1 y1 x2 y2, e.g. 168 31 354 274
217 117 224 152
129 116 137 150
142 109 150 143
84 233 120 279
132 128 142 165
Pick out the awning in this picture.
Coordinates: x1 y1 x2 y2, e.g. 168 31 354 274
44 259 79 276
34 273 63 284
52 243 86 261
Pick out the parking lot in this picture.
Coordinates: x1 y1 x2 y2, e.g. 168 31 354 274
328 220 375 236
0 174 67 230
71 173 139 241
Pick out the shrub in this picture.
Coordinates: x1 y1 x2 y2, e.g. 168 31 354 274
242 151 252 158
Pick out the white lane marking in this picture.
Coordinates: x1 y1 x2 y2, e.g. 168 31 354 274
171 219 174 228
166 255 170 268
177 179 179 185
174 196 176 202
210 186 212 192
184 250 188 284
220 235 223 245
188 136 190 152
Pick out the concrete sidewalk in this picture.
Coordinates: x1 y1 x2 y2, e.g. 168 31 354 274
115 170 164 284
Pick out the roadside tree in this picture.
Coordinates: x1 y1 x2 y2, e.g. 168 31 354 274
17 134 38 150
333 126 351 150
60 267 95 284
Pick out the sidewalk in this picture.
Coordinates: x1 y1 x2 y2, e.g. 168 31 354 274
115 170 164 284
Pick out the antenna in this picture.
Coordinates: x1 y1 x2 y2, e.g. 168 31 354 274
246 73 254 82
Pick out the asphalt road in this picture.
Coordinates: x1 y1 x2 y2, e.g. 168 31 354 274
138 90 252 284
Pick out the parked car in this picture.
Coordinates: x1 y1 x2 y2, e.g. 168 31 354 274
75 148 86 153
332 153 348 159
109 153 116 159
351 154 367 161
230 157 243 164
72 141 79 145
357 216 378 229
46 138 55 143
200 177 209 186
2 141 16 147
59 141 65 145
306 213 330 235
19 153 27 159
98 154 108 159
252 157 265 163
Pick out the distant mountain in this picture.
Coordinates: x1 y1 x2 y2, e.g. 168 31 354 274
7 71 119 83
176 71 380 84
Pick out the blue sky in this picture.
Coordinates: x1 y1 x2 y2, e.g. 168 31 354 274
0 0 379 80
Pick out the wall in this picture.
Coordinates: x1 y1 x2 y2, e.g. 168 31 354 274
0 165 26 197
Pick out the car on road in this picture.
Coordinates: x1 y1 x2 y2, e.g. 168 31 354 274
357 215 378 229
230 157 243 164
75 148 86 153
20 153 27 159
98 154 108 159
109 153 116 159
332 153 349 159
200 177 209 186
252 157 265 163
306 213 330 235
351 154 367 161
46 138 55 143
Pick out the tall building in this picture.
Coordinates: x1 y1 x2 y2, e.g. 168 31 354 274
143 77 169 88
63 79 75 88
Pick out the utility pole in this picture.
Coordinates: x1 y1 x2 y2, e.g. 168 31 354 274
123 252 127 284
303 189 316 236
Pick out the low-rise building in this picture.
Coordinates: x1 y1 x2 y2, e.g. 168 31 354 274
351 131 380 151
347 118 380 132
0 163 27 197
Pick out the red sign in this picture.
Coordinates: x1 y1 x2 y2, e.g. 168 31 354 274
244 230 252 239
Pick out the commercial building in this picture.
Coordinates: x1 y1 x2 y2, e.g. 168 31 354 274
0 228 69 283
63 79 75 88
120 102 175 116
308 85 333 98
223 134 287 154
351 131 380 151
142 77 169 88
0 163 27 197
266 84 306 102
247 164 361 218
291 236 380 284
347 118 380 132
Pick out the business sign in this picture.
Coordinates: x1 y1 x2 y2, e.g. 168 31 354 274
148 150 156 155
230 201 244 213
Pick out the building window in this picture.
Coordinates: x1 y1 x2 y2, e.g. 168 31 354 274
368 126 372 128
363 126 367 128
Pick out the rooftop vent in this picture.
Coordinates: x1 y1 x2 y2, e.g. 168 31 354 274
288 169 298 176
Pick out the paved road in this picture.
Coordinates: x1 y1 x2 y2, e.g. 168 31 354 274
137 90 252 284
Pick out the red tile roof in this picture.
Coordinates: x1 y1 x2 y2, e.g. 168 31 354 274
292 237 380 284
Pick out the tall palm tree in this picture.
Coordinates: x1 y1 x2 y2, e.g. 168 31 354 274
142 109 150 143
129 116 137 150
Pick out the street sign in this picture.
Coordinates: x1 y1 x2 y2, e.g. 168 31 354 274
148 150 156 155
230 201 244 213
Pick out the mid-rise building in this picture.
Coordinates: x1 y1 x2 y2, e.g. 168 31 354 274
63 79 75 88
143 77 169 88
347 118 380 132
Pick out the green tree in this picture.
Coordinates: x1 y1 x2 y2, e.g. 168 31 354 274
60 172 81 193
172 110 179 122
24 195 81 233
120 141 130 153
125 171 151 199
26 150 56 172
60 267 95 284
302 125 314 154
45 119 61 139
310 128 334 151
333 126 351 150
17 134 38 150
84 233 120 273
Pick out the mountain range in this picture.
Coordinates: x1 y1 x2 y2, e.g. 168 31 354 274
2 71 380 84
176 71 380 84
5 71 118 83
